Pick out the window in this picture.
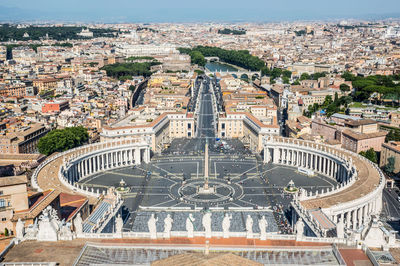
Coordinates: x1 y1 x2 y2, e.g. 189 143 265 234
1 218 5 221
0 191 3 196
0 199 5 208
222 123 225 130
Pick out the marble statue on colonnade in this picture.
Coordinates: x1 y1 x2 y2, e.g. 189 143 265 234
222 213 232 238
202 212 212 238
259 216 268 240
164 214 173 238
73 213 83 236
186 213 195 238
115 214 123 235
336 217 345 239
15 218 25 240
295 218 305 239
58 220 73 241
246 215 253 238
148 214 158 239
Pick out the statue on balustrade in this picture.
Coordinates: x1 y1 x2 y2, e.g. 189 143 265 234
202 212 212 238
246 215 253 238
163 214 173 238
258 216 268 240
148 213 158 239
295 218 305 239
115 214 123 235
186 213 195 238
73 213 83 236
336 217 344 239
59 220 73 241
222 213 232 238
15 218 25 239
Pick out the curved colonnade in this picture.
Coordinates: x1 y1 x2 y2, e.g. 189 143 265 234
32 138 150 198
263 136 385 235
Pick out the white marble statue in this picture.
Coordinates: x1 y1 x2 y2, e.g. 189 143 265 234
336 217 344 239
73 213 83 236
222 213 232 238
115 214 123 234
246 215 253 238
163 214 173 238
147 214 158 239
15 218 25 239
37 206 59 241
186 214 195 238
295 218 304 239
202 212 212 238
59 221 73 241
258 216 268 240
25 219 38 240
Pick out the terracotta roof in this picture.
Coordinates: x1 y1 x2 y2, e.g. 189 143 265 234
59 193 88 221
342 129 387 140
13 189 60 221
344 119 376 126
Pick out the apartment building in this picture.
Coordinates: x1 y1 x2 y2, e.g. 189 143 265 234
33 78 59 94
380 141 400 174
0 84 26 98
0 124 49 154
0 45 6 61
41 101 70 113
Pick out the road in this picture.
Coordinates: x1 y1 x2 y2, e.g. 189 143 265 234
382 188 400 220
192 78 216 151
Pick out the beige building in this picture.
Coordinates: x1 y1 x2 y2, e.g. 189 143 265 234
100 112 195 152
341 129 387 153
0 175 29 233
380 141 400 173
0 124 48 154
217 112 279 152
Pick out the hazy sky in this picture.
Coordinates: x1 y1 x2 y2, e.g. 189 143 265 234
1 0 400 22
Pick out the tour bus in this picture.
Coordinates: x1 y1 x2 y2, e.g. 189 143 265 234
298 167 314 177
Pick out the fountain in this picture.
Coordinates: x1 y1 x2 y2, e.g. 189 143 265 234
116 179 130 193
284 180 298 193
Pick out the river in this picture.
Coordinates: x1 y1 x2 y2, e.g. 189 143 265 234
205 62 238 72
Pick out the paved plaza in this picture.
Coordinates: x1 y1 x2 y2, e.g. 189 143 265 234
77 80 339 235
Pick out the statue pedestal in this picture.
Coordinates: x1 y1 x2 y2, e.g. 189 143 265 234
197 184 215 194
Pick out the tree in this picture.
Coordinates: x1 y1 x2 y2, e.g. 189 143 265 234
300 73 310 81
282 70 292 79
38 126 89 156
359 148 377 163
261 66 271 76
282 77 290 84
383 157 395 173
322 95 333 107
340 83 350 92
271 68 282 80
189 51 206 67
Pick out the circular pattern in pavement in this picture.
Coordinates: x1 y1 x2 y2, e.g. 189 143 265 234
169 178 244 206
